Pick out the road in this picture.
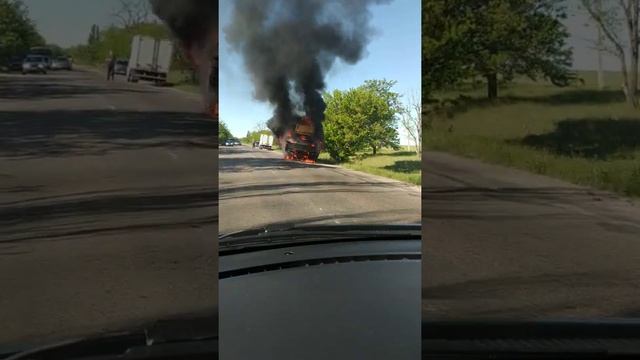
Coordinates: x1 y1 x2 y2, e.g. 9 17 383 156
219 146 421 234
423 151 640 320
0 69 217 346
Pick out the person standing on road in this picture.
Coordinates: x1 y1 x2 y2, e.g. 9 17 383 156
107 53 116 81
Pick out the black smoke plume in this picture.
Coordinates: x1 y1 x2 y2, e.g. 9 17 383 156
149 0 218 114
225 0 389 142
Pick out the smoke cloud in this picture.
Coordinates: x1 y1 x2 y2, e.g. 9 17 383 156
149 0 218 114
225 0 389 142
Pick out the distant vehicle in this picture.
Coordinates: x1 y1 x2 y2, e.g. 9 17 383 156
51 57 72 70
29 47 53 57
127 35 173 84
223 139 234 147
233 139 241 146
8 56 23 72
22 55 48 74
29 47 53 69
114 59 128 75
259 134 274 150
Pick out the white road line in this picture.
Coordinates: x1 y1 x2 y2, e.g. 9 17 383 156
167 151 178 159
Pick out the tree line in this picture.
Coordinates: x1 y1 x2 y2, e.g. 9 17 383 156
232 79 421 163
423 0 575 101
424 0 640 108
0 0 45 64
67 22 191 74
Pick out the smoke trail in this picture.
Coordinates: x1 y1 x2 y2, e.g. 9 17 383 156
149 0 218 115
225 0 389 142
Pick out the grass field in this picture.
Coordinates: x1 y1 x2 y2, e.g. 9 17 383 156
319 148 421 186
167 70 199 93
426 71 640 197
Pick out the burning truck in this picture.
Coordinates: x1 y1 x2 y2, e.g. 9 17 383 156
281 116 323 163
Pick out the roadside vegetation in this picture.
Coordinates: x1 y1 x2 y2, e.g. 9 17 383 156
423 0 640 198
240 79 422 186
66 0 197 90
0 0 46 70
318 148 421 186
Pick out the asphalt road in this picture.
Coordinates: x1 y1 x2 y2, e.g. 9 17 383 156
423 151 640 320
219 146 421 234
0 69 217 346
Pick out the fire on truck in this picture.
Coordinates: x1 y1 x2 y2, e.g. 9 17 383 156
283 116 322 163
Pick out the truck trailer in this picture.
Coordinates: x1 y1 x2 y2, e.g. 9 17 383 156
127 35 173 84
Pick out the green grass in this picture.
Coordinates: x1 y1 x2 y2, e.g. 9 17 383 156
167 70 199 94
427 70 640 197
319 149 421 186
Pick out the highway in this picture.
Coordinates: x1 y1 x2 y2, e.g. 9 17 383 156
0 69 217 345
423 151 640 320
219 146 421 234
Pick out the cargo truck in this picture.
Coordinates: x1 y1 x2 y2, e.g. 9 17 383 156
284 116 322 162
127 35 173 84
259 134 274 150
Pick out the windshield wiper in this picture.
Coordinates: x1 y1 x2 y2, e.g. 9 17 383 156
219 224 421 255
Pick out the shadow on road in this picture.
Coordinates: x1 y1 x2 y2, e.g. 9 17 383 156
1 185 218 243
220 155 318 173
220 180 401 201
0 76 157 100
422 186 599 221
0 110 217 158
220 208 420 235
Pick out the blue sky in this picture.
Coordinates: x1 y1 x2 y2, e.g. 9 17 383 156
219 0 422 142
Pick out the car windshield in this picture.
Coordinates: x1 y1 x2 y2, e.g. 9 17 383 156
218 0 421 237
1 1 217 350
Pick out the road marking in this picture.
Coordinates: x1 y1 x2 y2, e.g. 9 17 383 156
167 151 178 159
108 105 116 111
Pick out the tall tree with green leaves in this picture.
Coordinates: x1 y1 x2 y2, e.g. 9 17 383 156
359 79 402 155
423 0 573 99
323 81 401 162
582 0 640 107
0 0 44 62
219 121 233 143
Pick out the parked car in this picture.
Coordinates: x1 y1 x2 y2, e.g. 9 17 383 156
233 139 241 146
223 139 234 146
51 57 72 70
22 55 48 74
8 56 24 72
114 59 128 75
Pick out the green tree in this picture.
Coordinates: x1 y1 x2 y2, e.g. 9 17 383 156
242 129 273 145
582 0 640 107
422 0 477 98
423 0 573 99
359 79 402 155
219 121 233 143
324 82 400 162
0 0 45 63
